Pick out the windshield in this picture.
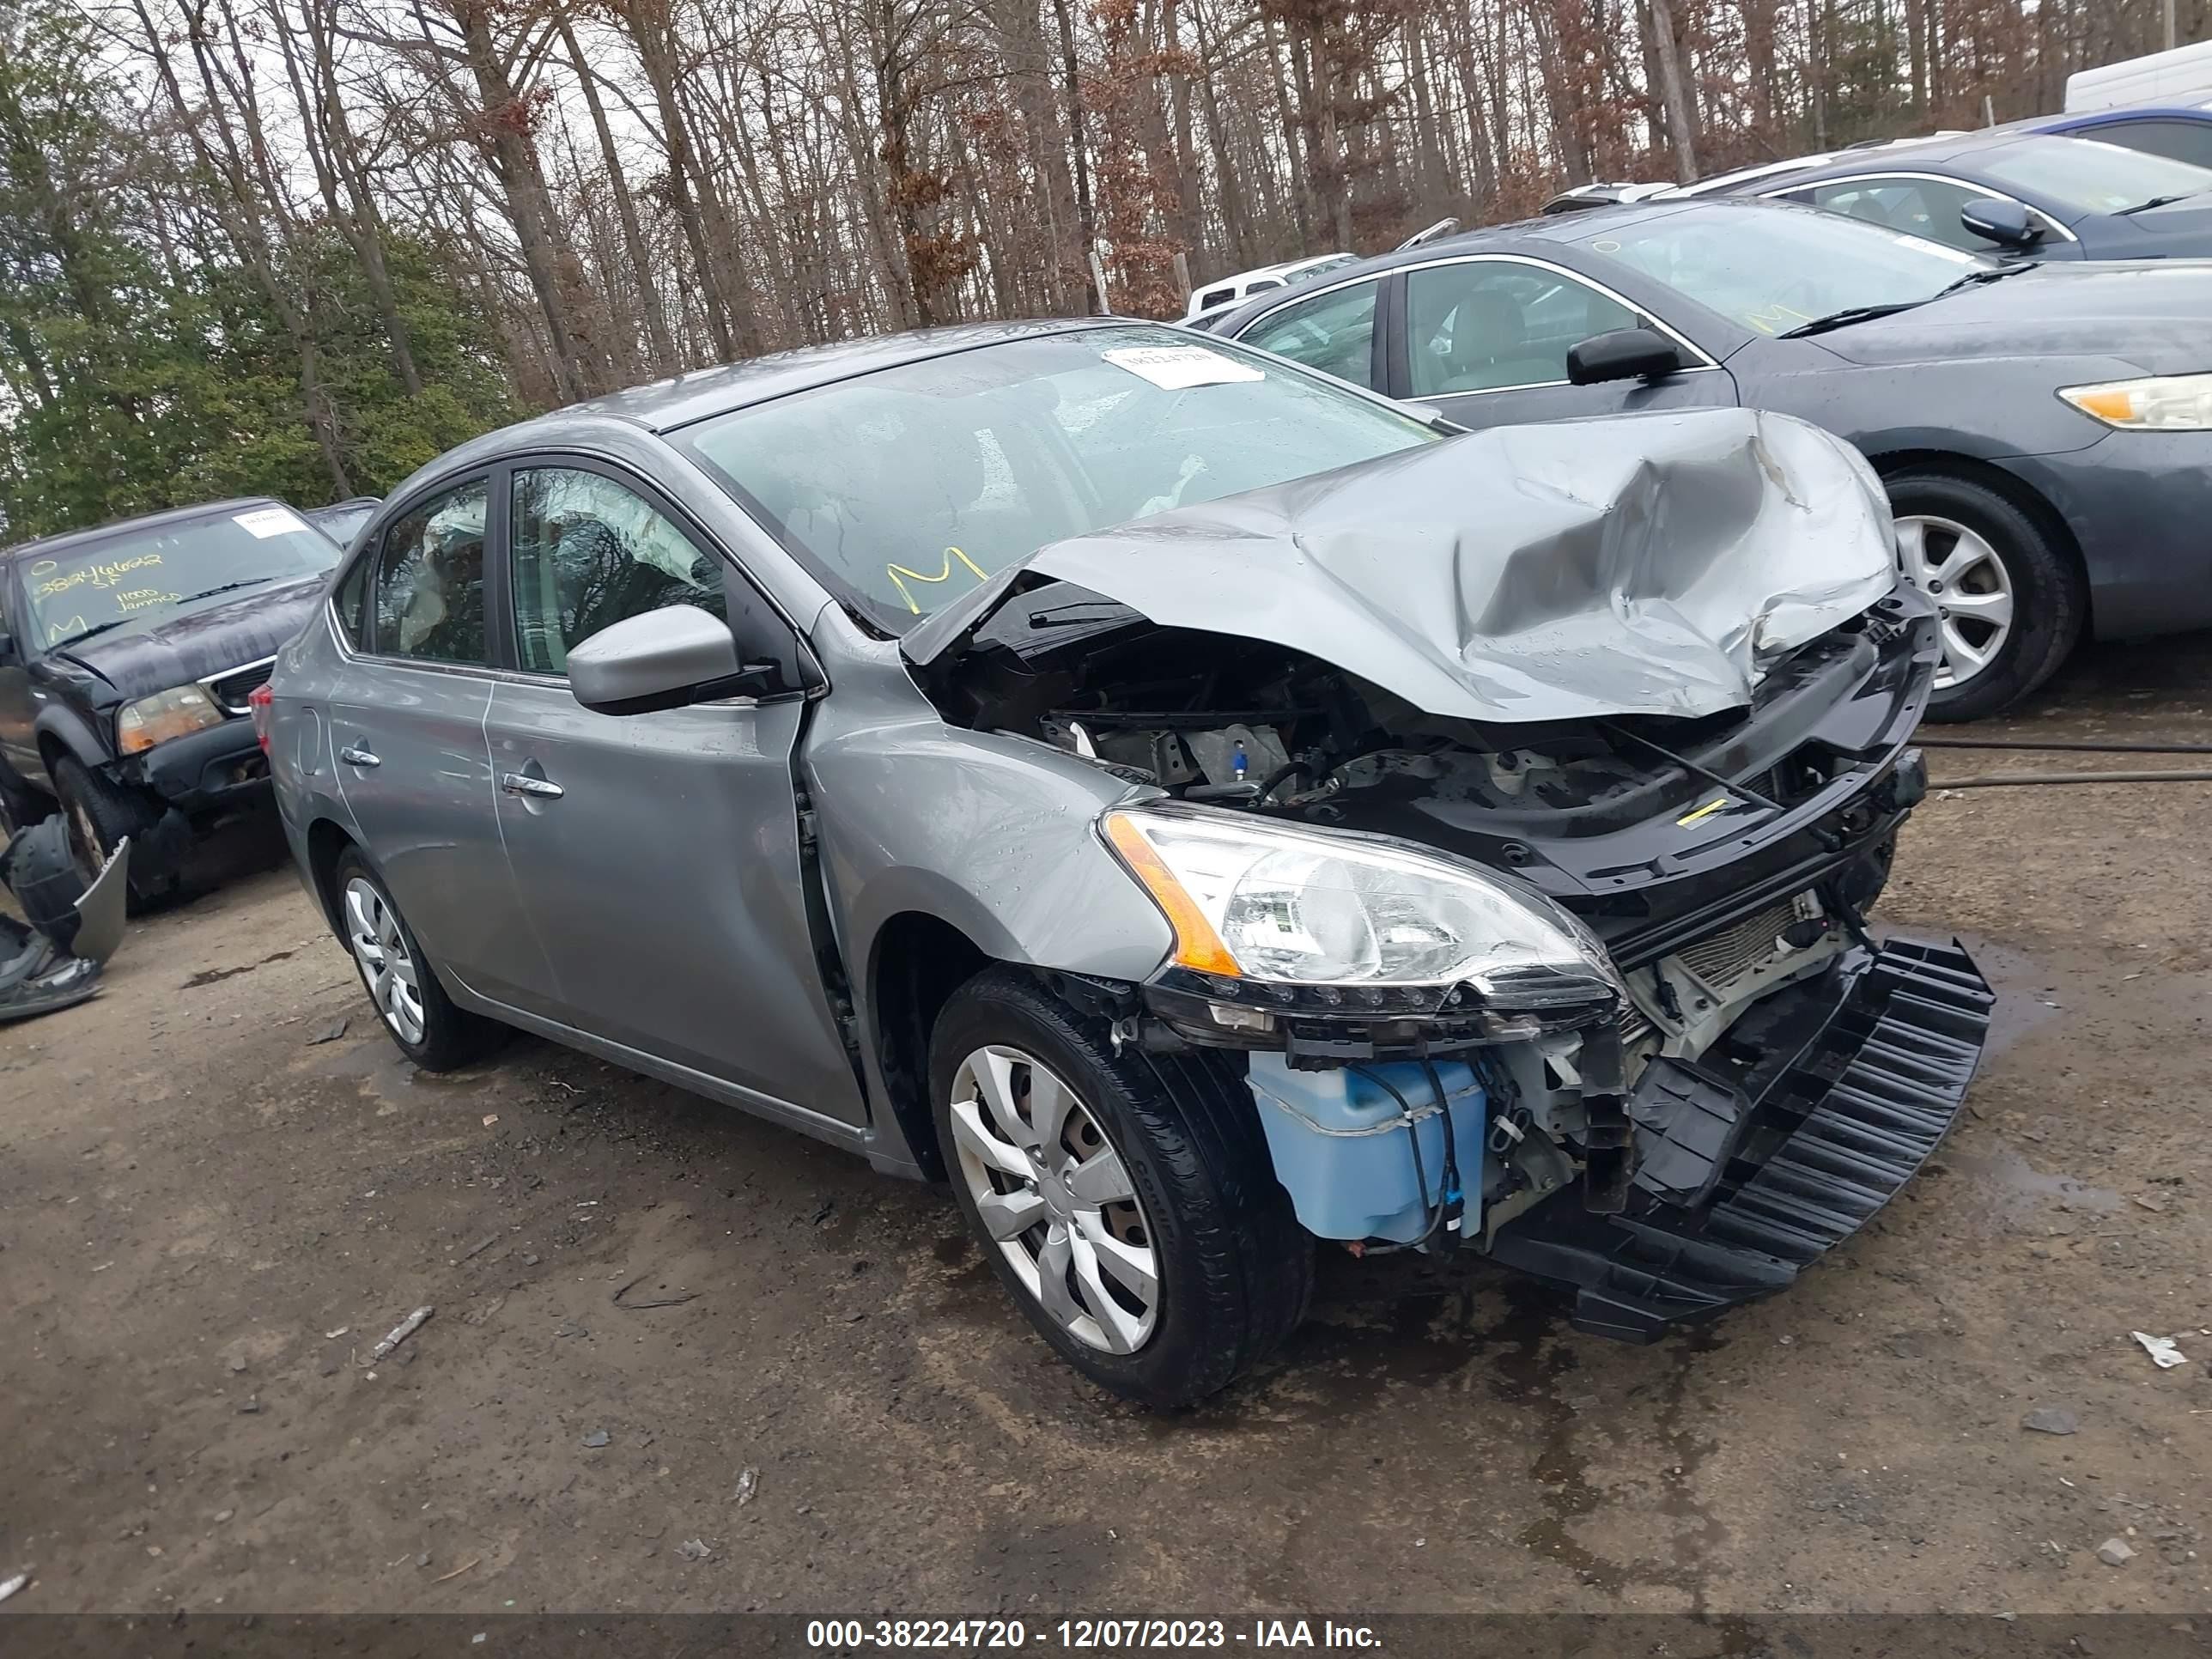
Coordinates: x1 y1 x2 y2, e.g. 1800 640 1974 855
674 325 1437 632
1583 203 1987 334
1979 136 2212 213
19 504 337 651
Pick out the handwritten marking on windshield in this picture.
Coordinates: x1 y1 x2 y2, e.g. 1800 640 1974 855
887 544 989 615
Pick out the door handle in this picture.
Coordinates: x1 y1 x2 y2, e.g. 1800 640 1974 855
500 771 564 800
337 744 380 768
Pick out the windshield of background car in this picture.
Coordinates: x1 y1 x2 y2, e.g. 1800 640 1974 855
1978 136 2212 212
18 505 337 651
673 325 1437 633
1583 204 1987 334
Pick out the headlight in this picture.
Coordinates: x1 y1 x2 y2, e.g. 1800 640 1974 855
1102 801 1620 1014
116 684 228 754
2058 373 2212 429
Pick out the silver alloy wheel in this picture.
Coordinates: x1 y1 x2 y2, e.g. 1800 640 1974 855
947 1043 1160 1354
1893 514 2016 690
343 875 426 1045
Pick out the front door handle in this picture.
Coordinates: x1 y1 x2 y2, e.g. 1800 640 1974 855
337 744 380 768
500 771 564 800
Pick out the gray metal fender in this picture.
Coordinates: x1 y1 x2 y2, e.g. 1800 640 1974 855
798 632 1176 1156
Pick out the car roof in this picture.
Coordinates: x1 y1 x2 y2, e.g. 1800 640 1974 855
0 497 289 567
2035 104 2212 126
1204 197 1774 333
1686 126 2156 195
480 318 1152 447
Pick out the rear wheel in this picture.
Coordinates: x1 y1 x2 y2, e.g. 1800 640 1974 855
331 849 505 1071
932 968 1311 1408
1885 469 2082 722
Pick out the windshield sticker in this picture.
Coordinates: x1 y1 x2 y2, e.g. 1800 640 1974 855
234 506 308 539
1102 344 1265 391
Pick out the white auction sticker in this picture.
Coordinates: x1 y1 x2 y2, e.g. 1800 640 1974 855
1102 344 1264 390
234 506 308 538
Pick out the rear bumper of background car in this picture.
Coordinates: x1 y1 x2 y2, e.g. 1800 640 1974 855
1487 938 1992 1341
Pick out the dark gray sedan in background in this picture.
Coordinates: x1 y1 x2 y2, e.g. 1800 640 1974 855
1206 198 2212 718
265 319 1988 1405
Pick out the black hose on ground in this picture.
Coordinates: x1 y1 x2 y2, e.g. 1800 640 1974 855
1918 736 2212 755
1931 768 2212 790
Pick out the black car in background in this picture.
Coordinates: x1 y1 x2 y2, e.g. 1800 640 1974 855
1683 129 2212 261
303 496 383 550
0 498 343 895
1206 198 2212 718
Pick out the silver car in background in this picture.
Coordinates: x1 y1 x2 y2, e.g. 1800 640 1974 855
265 319 1990 1406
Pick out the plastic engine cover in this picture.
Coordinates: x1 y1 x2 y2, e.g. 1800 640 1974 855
1245 1053 1486 1243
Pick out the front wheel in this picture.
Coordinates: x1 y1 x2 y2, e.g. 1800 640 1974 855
1886 469 2083 722
52 756 171 905
932 968 1311 1408
331 850 505 1071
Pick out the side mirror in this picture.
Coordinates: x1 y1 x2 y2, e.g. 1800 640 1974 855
1960 197 2040 249
1566 327 1684 386
0 631 15 662
568 604 755 716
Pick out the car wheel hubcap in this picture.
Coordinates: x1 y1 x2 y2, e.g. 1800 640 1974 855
1894 514 2014 691
948 1044 1159 1354
343 876 425 1045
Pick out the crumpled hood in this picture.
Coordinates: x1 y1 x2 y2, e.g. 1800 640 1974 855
51 576 328 708
906 406 1898 724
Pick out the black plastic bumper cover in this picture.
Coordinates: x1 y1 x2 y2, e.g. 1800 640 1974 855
1488 938 1992 1342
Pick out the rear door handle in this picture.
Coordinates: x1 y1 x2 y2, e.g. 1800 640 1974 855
337 744 380 768
500 771 564 800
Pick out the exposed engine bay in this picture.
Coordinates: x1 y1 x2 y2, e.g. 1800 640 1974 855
899 408 1987 1340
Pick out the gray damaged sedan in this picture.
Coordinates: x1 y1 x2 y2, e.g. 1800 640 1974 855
264 319 1992 1406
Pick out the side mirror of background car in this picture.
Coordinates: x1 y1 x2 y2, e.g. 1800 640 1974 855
1566 327 1684 386
0 630 15 662
569 604 757 716
1959 198 2041 249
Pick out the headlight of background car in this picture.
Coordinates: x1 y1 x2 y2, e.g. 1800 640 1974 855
2059 373 2212 429
1102 802 1620 1028
116 684 228 754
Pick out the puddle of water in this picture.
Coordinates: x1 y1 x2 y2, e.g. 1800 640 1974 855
1944 1143 2122 1218
1939 929 2061 1060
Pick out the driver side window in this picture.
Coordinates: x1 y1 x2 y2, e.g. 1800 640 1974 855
508 467 729 675
1406 261 1642 396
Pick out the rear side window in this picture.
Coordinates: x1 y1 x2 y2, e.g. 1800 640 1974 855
369 479 489 665
507 466 728 674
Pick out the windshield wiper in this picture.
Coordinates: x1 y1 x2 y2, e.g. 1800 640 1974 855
45 617 137 652
1024 599 1139 629
1778 265 2027 339
174 577 281 605
2118 191 2201 216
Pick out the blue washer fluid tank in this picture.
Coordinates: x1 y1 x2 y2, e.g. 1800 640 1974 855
1244 1052 1487 1244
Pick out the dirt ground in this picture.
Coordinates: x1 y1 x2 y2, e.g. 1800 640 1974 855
3 636 2210 1621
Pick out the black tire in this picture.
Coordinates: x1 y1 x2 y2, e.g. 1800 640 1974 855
931 967 1313 1408
1885 468 2084 722
330 848 506 1072
52 755 171 903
